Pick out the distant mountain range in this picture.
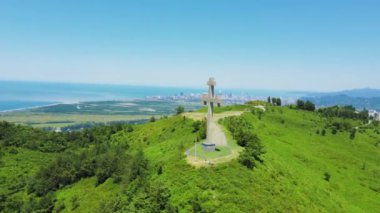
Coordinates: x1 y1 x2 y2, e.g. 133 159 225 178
302 88 380 110
307 88 380 98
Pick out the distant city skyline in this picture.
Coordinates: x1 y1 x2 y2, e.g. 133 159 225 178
0 1 379 91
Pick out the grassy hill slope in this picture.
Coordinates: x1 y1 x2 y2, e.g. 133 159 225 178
1 104 379 212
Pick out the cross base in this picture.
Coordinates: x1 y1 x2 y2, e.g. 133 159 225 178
202 143 216 152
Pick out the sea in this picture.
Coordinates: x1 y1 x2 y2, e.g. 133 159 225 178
0 81 303 112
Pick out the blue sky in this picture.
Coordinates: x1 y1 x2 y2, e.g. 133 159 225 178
0 0 379 91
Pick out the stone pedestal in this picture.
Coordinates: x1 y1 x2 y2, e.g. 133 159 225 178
202 142 216 152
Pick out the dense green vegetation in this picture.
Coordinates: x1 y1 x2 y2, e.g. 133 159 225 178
1 103 379 212
222 114 265 169
317 105 369 122
267 97 282 106
295 99 316 111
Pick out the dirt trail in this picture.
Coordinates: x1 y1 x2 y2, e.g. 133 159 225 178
209 117 228 146
183 111 244 121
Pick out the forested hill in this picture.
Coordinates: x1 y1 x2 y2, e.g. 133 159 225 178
302 88 380 110
0 103 379 212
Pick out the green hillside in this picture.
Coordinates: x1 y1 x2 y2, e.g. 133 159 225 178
1 104 379 212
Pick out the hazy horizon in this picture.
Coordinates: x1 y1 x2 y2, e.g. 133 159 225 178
2 79 379 94
1 1 379 91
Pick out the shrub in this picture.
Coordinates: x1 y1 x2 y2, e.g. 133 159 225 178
157 165 163 175
295 100 315 111
9 148 18 155
238 140 265 169
176 106 185 115
321 129 326 136
235 129 259 147
296 100 305 109
127 125 134 132
196 120 206 140
192 121 201 133
223 115 265 169
304 101 316 111
55 200 66 212
350 128 356 140
276 98 282 106
324 172 331 181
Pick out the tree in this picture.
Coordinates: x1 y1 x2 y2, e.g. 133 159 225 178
176 105 185 115
358 110 369 123
129 149 148 182
127 125 134 132
271 97 276 105
197 119 207 140
238 139 265 169
157 165 163 175
149 182 171 211
192 121 201 132
296 99 315 111
223 116 265 169
150 116 156 122
324 172 331 181
317 105 369 122
321 129 326 136
304 101 316 111
235 129 259 147
95 152 118 185
267 96 271 104
276 98 282 106
296 100 305 109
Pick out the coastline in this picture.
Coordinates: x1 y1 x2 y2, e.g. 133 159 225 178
0 102 61 113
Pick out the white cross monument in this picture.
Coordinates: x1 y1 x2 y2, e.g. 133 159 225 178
201 77 222 152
